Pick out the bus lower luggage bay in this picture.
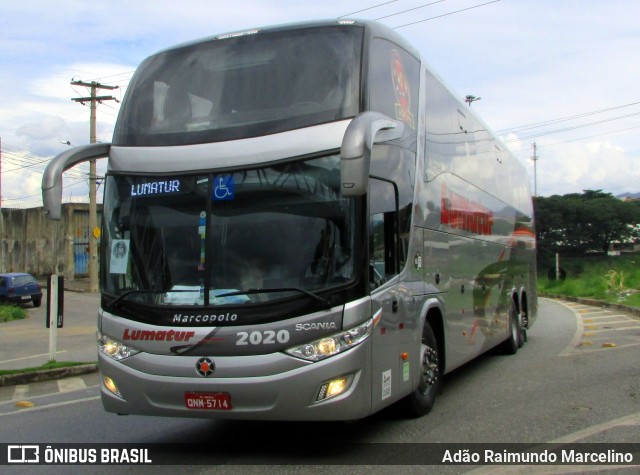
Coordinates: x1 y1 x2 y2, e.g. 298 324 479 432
42 20 537 420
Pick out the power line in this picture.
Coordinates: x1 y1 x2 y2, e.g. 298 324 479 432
3 178 88 202
375 1 446 20
339 0 399 18
504 111 640 143
0 142 87 178
392 0 501 29
498 101 640 135
85 70 135 83
540 125 640 148
507 124 640 155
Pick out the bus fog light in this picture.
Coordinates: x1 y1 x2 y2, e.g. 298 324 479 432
316 376 352 402
103 376 122 397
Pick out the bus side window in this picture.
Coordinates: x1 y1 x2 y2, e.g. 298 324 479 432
370 213 386 289
369 179 399 290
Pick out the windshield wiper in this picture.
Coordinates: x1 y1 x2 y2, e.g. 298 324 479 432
105 289 195 311
215 287 332 308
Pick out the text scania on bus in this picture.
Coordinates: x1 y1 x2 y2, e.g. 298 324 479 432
43 19 536 421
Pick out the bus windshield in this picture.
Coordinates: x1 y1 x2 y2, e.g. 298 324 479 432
113 25 363 146
102 155 356 311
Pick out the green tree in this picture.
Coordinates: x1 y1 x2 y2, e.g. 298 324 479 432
534 190 640 257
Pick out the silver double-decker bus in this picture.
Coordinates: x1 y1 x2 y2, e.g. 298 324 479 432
43 19 536 420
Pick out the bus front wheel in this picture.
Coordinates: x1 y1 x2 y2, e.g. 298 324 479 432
403 321 441 417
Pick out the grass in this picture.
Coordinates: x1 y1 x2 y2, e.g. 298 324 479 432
0 360 95 376
0 304 27 323
538 254 640 307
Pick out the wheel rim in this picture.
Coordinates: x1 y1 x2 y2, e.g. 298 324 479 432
510 308 518 341
418 343 438 395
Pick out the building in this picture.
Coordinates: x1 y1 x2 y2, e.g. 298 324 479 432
0 203 102 279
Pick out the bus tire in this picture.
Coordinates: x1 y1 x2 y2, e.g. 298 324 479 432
500 301 520 355
517 310 526 348
403 321 441 417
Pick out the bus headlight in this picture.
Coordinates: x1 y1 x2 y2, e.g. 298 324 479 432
97 331 140 361
285 318 373 361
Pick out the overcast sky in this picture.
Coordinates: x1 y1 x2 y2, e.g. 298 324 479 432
1 0 639 207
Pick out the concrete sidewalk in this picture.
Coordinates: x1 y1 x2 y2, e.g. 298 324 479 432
0 278 99 386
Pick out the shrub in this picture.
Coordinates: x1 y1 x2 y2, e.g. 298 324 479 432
0 305 27 323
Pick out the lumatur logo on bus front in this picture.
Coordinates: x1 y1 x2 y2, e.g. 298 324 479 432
130 179 180 197
122 329 195 342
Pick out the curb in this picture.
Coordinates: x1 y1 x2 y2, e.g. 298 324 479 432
0 363 98 387
541 294 640 318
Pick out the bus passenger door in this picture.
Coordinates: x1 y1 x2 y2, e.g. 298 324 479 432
368 179 413 411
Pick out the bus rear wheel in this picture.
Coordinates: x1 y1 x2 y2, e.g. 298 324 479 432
403 321 441 417
500 300 521 355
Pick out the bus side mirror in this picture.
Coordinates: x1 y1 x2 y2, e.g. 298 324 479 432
42 143 111 220
340 112 404 197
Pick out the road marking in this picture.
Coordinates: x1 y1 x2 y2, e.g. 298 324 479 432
549 411 640 443
582 314 631 319
0 383 99 408
571 341 640 355
0 396 100 417
12 385 29 400
58 377 86 393
596 325 640 332
0 350 68 364
556 299 640 356
465 412 640 474
585 325 640 333
14 400 34 408
575 309 608 314
585 319 632 326
557 300 584 357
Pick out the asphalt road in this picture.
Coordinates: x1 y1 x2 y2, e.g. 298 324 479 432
0 298 638 473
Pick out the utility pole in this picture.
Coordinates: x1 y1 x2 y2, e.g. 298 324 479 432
0 136 4 273
531 142 538 197
71 80 118 292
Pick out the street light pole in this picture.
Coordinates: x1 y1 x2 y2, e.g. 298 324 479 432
465 95 481 106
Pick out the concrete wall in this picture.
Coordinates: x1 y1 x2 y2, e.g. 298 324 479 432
0 204 102 280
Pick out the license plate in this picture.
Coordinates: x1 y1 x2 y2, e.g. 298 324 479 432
20 296 30 301
184 391 232 410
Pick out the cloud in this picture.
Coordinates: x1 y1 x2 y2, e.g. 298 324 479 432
535 141 639 196
1 0 639 205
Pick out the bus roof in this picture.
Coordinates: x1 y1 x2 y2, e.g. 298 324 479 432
152 19 419 61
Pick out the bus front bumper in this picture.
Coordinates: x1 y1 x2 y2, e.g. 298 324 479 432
99 340 373 421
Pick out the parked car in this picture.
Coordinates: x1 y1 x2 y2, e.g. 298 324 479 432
0 273 43 307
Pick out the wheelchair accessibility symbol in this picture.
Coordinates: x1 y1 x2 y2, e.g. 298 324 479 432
212 175 235 201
